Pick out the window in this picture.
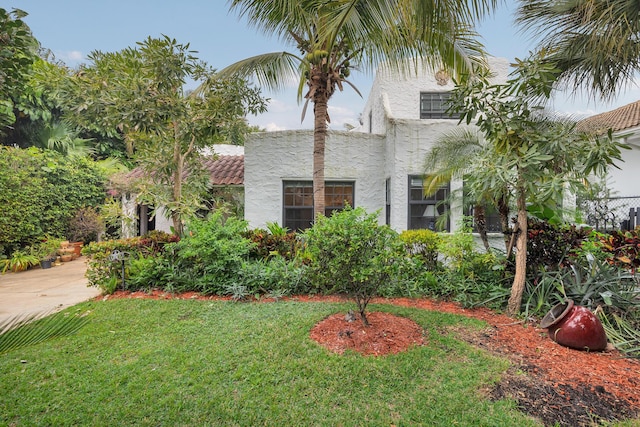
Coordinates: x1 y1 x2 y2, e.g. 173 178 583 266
420 92 459 119
408 176 449 231
462 178 503 233
467 205 503 233
283 181 354 231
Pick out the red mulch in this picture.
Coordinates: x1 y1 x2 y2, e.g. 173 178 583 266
101 291 640 426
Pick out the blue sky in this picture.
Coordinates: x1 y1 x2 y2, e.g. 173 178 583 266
8 0 640 130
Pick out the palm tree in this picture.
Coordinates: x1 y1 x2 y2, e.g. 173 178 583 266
516 0 640 101
220 0 498 219
423 127 511 252
36 121 95 157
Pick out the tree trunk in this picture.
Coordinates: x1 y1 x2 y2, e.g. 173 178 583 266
172 123 184 236
497 192 511 251
507 184 528 316
312 95 328 220
474 203 491 252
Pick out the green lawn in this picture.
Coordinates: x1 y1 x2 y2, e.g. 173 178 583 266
0 299 540 426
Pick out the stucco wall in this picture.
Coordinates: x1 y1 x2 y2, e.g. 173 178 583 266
245 130 386 229
607 135 640 198
383 119 466 231
359 57 510 134
244 59 511 232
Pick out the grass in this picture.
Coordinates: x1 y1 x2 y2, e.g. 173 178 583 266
0 299 540 426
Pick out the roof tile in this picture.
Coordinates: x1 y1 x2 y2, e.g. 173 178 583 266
578 100 640 133
123 155 244 186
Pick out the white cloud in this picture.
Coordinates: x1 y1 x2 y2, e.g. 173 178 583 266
54 50 85 67
263 122 287 132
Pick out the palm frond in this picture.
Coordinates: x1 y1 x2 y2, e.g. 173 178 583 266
218 52 302 93
228 0 315 42
516 0 640 101
423 128 483 195
424 128 483 173
0 310 90 355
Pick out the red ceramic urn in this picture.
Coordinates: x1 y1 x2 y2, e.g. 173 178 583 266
540 300 608 351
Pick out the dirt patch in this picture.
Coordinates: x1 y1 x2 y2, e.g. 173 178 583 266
101 292 640 426
309 311 425 356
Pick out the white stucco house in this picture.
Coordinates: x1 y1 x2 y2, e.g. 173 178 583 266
244 57 510 233
123 56 640 236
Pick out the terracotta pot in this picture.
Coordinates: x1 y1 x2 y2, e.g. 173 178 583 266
71 242 83 257
540 300 608 351
60 254 73 262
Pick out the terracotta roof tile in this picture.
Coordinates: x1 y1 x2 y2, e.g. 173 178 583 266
123 155 244 186
203 155 244 185
578 100 640 133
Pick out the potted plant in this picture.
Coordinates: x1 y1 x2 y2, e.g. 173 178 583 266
1 248 39 273
35 237 63 269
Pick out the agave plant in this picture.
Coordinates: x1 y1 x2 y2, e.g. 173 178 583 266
561 254 640 313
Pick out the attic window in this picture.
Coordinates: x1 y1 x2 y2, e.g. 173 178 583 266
420 92 458 119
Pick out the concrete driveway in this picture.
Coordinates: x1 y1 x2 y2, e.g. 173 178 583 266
0 257 101 325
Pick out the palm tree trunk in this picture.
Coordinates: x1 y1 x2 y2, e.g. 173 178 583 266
507 181 528 316
312 97 328 220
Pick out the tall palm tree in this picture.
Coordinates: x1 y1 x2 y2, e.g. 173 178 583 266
516 0 640 101
220 0 498 219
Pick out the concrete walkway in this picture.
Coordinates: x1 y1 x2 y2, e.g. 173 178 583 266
0 257 101 324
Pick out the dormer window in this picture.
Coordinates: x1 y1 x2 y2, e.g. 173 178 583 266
420 92 458 119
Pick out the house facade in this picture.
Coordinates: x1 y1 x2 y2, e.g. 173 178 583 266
123 56 640 236
578 101 640 230
244 57 510 232
121 145 245 237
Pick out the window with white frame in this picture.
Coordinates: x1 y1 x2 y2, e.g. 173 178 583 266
408 175 450 231
283 181 354 231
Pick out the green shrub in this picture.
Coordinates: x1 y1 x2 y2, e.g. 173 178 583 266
243 228 300 261
0 147 106 256
399 229 441 270
378 256 440 298
235 257 303 296
169 212 253 294
83 231 178 292
1 248 39 273
303 206 403 325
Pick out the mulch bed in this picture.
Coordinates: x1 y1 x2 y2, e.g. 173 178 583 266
101 291 640 426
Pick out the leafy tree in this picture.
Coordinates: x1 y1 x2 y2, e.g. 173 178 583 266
303 206 403 326
61 36 267 235
0 8 39 136
449 57 627 315
221 0 498 219
516 0 640 101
